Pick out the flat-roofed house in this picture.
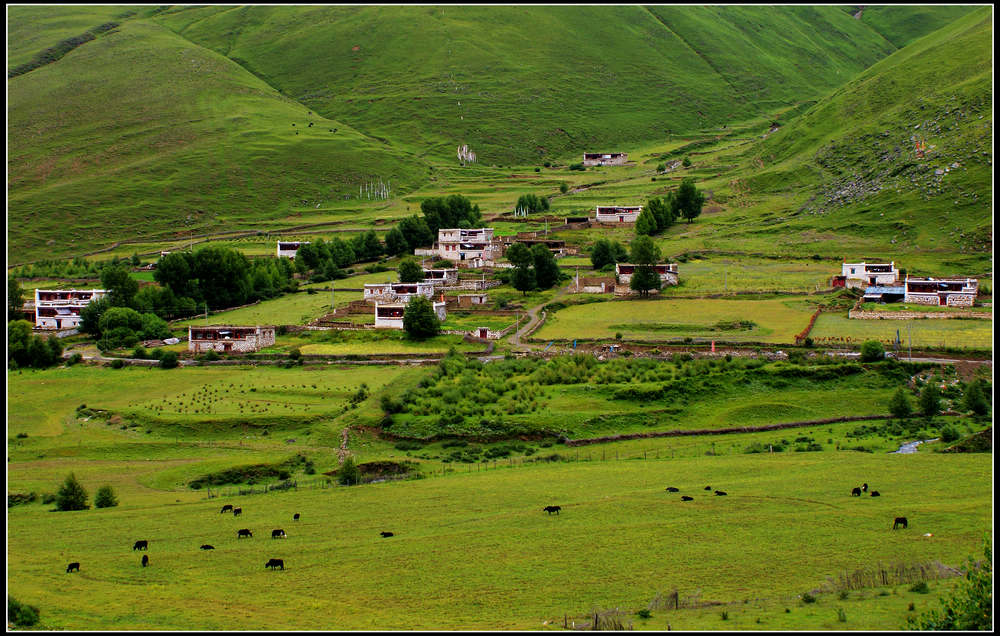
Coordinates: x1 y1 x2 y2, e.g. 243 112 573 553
582 152 628 167
188 325 276 353
422 268 459 286
457 293 489 308
615 263 679 286
595 205 642 223
363 282 436 304
34 289 107 330
276 241 310 258
837 261 898 289
374 301 447 329
904 276 978 307
436 228 499 263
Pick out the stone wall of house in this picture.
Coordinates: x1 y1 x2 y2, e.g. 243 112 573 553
905 293 941 305
946 294 976 307
848 308 989 320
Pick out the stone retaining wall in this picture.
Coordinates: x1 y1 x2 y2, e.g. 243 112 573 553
849 309 990 320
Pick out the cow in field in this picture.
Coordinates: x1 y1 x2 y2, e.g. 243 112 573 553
851 487 862 497
66 562 80 573
380 531 394 538
200 545 215 550
665 487 679 492
543 505 561 515
714 490 727 496
265 558 284 570
893 517 908 530
237 529 253 538
271 529 286 539
141 555 149 567
233 507 242 517
681 496 694 501
870 491 881 497
220 504 233 513
293 513 300 521
133 540 148 551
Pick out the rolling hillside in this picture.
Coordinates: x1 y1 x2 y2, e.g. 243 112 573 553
5 5 985 263
736 6 992 274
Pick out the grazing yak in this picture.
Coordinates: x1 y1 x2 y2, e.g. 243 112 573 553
233 507 242 517
133 540 148 551
265 558 284 570
862 483 869 493
380 531 394 538
271 529 286 539
871 491 881 497
543 505 561 515
681 496 694 501
200 545 215 550
704 486 712 491
237 529 253 539
851 487 862 497
665 487 679 492
293 513 300 521
220 504 233 514
141 555 149 567
714 490 728 496
893 517 908 530
66 562 80 573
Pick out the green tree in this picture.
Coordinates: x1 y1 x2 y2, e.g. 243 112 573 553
919 383 941 418
629 267 662 297
505 242 534 268
159 350 179 369
630 235 662 265
590 238 613 269
907 535 991 630
80 295 111 336
676 177 706 223
860 340 885 362
531 245 561 290
100 263 140 307
130 252 141 266
628 235 662 297
8 597 40 627
385 227 409 257
98 307 143 335
153 252 193 299
8 276 25 322
888 388 913 419
559 182 569 194
512 265 537 296
635 207 658 236
94 485 119 508
55 473 89 511
398 215 435 250
397 258 425 283
682 156 692 167
962 379 990 416
646 197 674 233
7 320 33 368
139 312 170 340
337 455 361 486
403 296 441 339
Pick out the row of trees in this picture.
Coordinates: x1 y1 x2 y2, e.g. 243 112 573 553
888 378 991 420
589 238 629 270
291 232 385 281
504 243 562 295
8 320 63 369
635 178 705 236
513 193 550 215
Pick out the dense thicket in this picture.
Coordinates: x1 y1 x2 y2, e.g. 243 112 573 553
419 195 482 235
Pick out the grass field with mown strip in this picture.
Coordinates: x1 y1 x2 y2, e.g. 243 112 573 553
171 290 362 328
535 297 815 343
5 450 989 630
809 313 994 349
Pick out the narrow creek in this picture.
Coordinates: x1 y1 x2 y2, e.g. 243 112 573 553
891 438 939 454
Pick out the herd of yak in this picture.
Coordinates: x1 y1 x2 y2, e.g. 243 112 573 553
64 482 909 574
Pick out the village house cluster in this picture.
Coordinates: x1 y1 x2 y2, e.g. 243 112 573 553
834 261 979 307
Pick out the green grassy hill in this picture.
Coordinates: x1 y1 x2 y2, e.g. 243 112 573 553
740 6 992 274
6 5 979 263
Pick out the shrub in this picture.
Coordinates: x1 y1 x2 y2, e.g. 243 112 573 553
94 485 118 508
55 473 89 511
67 352 83 366
8 597 40 627
110 359 125 369
636 609 651 619
337 456 361 486
559 182 568 194
801 593 816 604
888 387 913 419
860 340 885 362
837 608 847 622
939 425 961 443
158 351 179 369
909 581 930 594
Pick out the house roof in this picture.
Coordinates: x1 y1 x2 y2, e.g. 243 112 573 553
864 286 905 295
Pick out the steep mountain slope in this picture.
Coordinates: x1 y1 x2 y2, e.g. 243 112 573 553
735 7 992 273
7 19 428 262
152 5 947 164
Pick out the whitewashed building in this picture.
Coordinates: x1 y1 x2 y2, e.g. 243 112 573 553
436 228 500 263
615 263 679 286
374 301 447 329
904 276 978 307
595 205 642 223
582 152 628 166
422 268 459 286
34 289 107 330
188 325 276 353
363 282 436 304
839 261 898 289
276 241 310 258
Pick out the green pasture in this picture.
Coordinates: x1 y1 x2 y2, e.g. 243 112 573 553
535 297 814 343
810 313 994 349
6 449 990 630
171 290 361 328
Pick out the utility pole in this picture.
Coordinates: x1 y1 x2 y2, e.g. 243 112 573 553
331 280 335 312
907 322 912 360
